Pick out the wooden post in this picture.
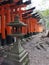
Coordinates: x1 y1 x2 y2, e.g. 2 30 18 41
1 6 6 46
11 8 15 22
0 15 2 45
5 5 12 45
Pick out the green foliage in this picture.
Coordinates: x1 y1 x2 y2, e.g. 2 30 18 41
40 9 49 16
38 9 49 29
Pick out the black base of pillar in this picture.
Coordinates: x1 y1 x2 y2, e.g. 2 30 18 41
24 34 29 38
33 32 39 35
25 33 30 38
33 32 36 35
31 33 34 35
27 33 31 37
0 33 2 39
24 34 28 38
29 32 33 36
6 35 14 45
24 33 33 38
1 39 6 46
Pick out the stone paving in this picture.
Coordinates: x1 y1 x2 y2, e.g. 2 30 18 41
23 33 49 65
1 33 49 65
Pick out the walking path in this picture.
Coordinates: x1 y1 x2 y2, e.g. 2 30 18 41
23 33 49 65
1 33 49 65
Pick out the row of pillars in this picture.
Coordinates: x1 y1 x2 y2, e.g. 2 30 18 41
0 3 43 46
0 5 14 46
0 4 28 46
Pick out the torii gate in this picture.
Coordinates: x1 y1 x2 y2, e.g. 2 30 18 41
0 0 31 45
0 0 23 45
9 0 32 35
22 12 41 35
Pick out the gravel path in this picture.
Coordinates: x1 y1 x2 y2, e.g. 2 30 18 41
23 33 49 65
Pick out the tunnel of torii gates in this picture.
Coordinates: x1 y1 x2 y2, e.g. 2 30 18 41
0 0 44 46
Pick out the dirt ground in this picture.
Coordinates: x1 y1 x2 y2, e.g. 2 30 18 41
1 33 49 65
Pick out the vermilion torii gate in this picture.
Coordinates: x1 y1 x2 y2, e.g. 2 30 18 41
0 0 43 46
0 0 31 45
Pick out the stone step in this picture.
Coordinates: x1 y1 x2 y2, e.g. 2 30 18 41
45 41 49 46
35 45 41 50
39 44 46 51
26 39 30 42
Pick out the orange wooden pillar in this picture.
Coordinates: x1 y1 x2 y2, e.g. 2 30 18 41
33 18 37 34
27 19 29 34
1 7 6 46
5 5 12 45
17 7 27 35
28 18 32 35
22 19 28 35
17 8 25 33
32 18 40 34
22 19 27 35
34 18 40 33
0 15 2 44
29 18 33 34
24 17 32 36
29 18 33 35
22 17 32 36
30 18 37 34
11 8 15 22
0 16 1 34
